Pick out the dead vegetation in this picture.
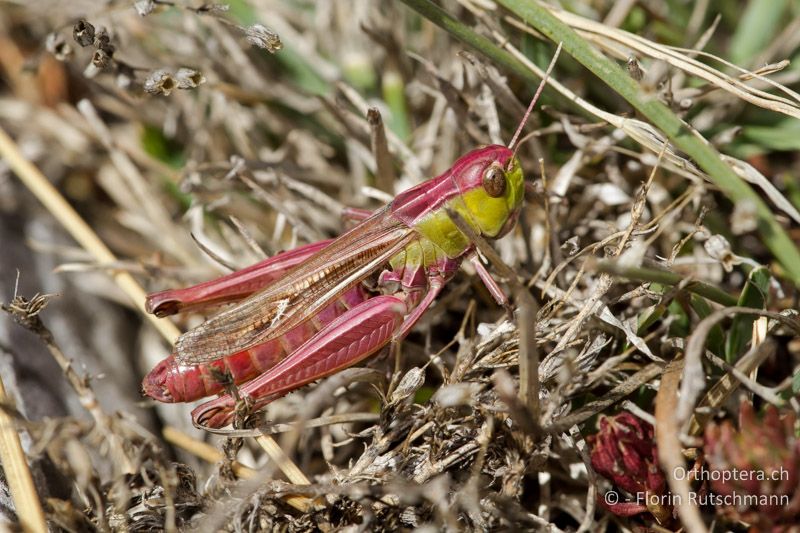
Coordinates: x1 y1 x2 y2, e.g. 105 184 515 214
1 1 799 531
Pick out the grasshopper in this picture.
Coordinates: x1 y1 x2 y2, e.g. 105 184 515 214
143 59 558 428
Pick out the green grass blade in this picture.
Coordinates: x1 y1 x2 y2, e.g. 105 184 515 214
596 261 738 307
725 266 771 363
494 0 800 286
729 0 788 66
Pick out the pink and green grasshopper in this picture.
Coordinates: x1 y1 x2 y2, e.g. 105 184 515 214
140 56 566 428
143 144 524 429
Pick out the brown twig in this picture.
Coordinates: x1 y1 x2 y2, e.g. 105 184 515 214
367 107 397 193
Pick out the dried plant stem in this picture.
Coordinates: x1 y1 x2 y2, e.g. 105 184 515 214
163 426 256 479
0 126 178 344
679 307 800 425
367 107 396 193
550 146 662 359
255 435 311 486
198 412 380 437
0 126 312 500
0 375 47 533
4 294 136 474
687 339 776 436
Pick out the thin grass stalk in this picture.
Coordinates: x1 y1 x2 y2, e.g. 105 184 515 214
0 375 48 533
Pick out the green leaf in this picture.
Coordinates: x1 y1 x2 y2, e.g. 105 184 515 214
741 119 800 152
140 126 181 166
725 267 771 362
383 70 411 140
782 173 800 213
667 299 689 337
638 304 665 335
140 126 191 209
414 386 436 405
691 294 726 358
597 262 738 307
275 47 330 96
729 0 788 66
636 286 724 358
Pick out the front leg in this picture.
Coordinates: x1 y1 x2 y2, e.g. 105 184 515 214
468 254 510 308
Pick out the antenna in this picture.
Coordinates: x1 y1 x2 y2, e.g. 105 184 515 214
508 41 563 151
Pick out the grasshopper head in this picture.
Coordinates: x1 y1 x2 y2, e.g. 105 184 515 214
450 144 524 240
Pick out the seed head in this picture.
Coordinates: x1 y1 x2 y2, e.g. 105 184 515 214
46 33 73 61
72 20 95 47
244 24 282 53
144 69 177 96
175 68 206 89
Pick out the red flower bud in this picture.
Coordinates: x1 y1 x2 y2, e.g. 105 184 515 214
588 412 670 524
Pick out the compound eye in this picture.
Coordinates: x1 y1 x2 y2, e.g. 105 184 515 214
482 165 506 198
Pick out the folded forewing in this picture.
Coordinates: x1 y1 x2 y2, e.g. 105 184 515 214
174 208 414 364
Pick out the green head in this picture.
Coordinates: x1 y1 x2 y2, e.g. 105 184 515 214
449 144 525 240
392 144 525 259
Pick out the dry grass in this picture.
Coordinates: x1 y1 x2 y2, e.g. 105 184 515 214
1 1 799 531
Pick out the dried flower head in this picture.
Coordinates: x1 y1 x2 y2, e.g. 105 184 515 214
144 69 177 96
704 401 800 531
175 68 206 89
94 29 115 55
46 33 73 61
588 412 672 524
244 24 282 53
91 48 114 70
704 234 739 272
72 20 95 47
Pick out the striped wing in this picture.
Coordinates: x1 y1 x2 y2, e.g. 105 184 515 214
174 207 414 364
